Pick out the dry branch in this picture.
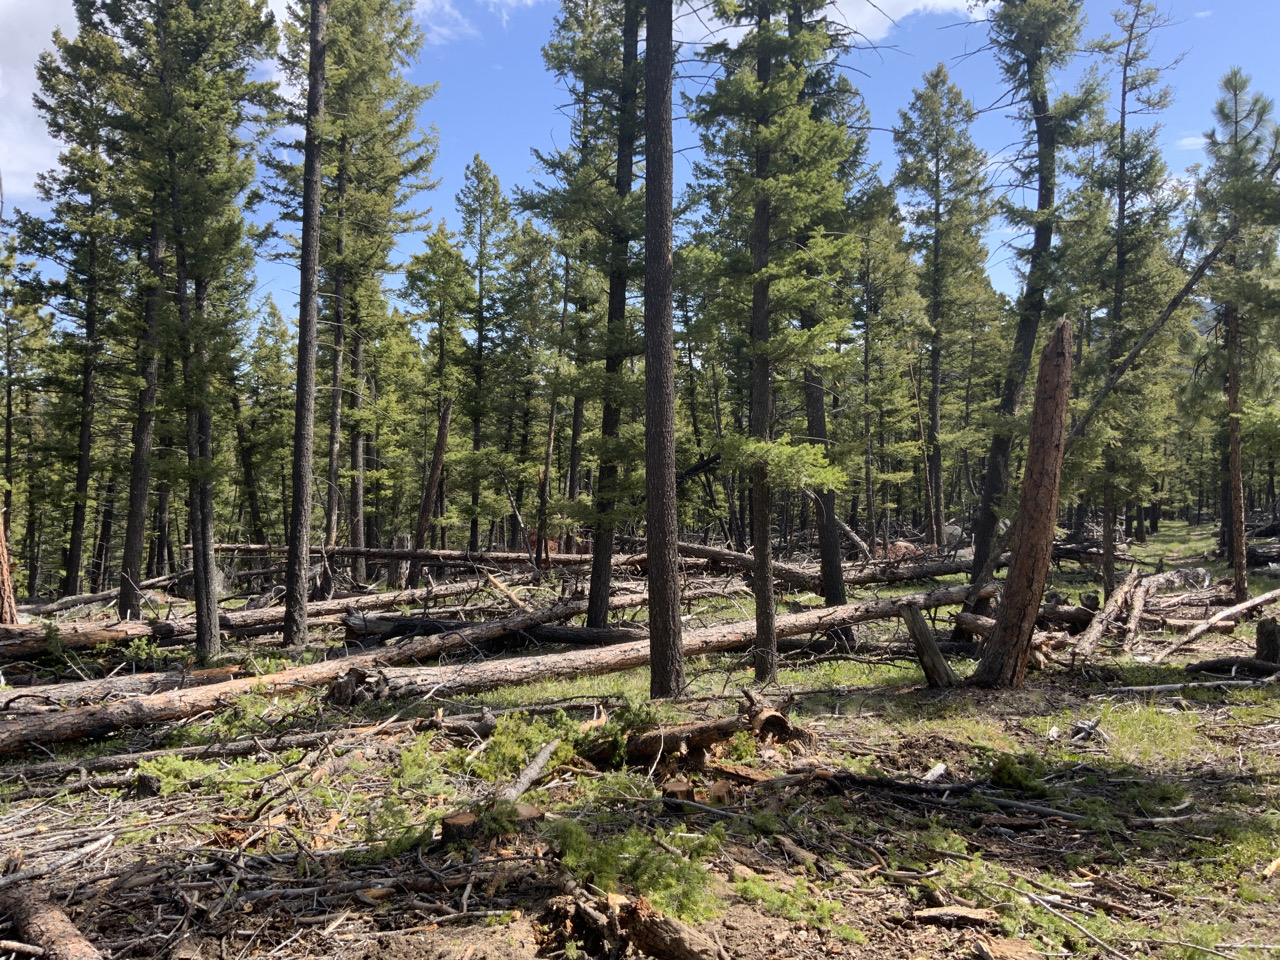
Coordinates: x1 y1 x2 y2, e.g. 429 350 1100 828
1152 587 1280 662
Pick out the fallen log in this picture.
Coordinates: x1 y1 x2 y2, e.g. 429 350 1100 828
0 598 602 756
0 568 592 660
18 574 181 617
0 583 995 756
344 615 646 647
1184 657 1280 677
673 541 970 591
0 665 249 715
205 543 595 567
1072 570 1140 662
1152 586 1280 662
1140 615 1236 633
341 582 1000 704
0 887 102 960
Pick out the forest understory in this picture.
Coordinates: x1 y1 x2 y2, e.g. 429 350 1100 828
0 520 1277 960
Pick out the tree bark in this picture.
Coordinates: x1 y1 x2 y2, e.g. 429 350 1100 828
0 888 102 960
1072 568 1138 662
970 81 1058 591
283 0 328 645
586 0 641 629
118 218 165 620
324 138 348 551
972 319 1073 688
1226 301 1248 603
749 7 775 683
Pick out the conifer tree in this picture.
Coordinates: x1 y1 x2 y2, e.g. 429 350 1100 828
893 64 991 549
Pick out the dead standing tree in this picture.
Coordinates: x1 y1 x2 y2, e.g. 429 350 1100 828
972 318 1073 688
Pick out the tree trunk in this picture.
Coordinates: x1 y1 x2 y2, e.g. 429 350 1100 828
644 0 684 698
283 0 328 645
1226 302 1248 604
586 0 641 629
324 139 348 550
230 388 265 545
88 472 117 594
119 218 165 620
972 319 1073 688
970 81 1057 589
62 234 100 598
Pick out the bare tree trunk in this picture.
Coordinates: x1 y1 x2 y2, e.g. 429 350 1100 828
972 319 1073 688
283 0 328 645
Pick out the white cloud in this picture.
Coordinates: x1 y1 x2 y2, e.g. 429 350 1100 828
0 0 77 211
417 0 480 45
676 0 975 49
1194 10 1212 18
1178 134 1206 151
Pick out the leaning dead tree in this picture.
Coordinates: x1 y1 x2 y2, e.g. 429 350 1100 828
972 319 1073 688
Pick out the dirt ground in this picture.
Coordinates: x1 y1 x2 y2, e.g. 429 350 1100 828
1 546 1279 960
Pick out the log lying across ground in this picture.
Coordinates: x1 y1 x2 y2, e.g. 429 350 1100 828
672 541 970 591
207 542 596 567
0 568 593 659
339 582 1000 703
0 887 103 960
18 573 181 617
0 582 995 757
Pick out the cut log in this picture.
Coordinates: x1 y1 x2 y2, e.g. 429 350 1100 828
898 603 958 688
0 582 995 756
0 888 102 960
1072 570 1140 662
1152 586 1280 662
618 897 728 960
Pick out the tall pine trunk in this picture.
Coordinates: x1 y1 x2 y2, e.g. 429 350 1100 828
324 141 348 550
644 0 684 697
119 218 165 620
62 231 100 597
283 0 328 644
349 305 366 582
586 0 641 628
749 8 776 683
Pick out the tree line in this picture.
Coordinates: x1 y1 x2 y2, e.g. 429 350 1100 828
1 0 1278 686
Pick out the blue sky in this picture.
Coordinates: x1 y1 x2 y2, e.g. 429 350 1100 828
2 0 1278 309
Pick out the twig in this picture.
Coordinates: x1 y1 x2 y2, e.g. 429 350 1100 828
0 834 114 890
1022 890 1130 960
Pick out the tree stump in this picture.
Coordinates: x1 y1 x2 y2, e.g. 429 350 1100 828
1257 618 1279 664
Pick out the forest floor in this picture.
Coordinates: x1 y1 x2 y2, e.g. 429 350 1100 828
1 522 1278 960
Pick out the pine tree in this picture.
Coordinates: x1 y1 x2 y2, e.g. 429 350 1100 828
893 64 992 549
